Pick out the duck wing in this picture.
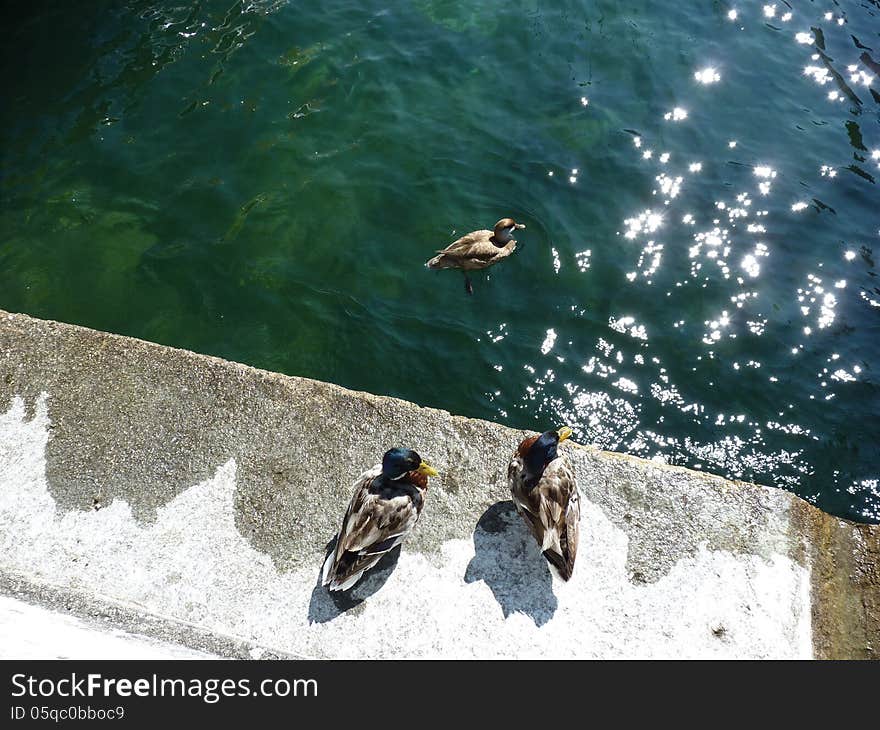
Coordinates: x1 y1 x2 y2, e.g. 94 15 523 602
322 466 424 591
435 230 498 258
508 453 580 580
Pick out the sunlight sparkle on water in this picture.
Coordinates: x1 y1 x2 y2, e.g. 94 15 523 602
614 377 639 395
741 254 760 278
623 210 664 239
575 250 592 272
848 69 875 87
609 316 648 341
487 322 508 344
694 67 721 84
656 173 682 199
702 310 732 345
804 66 831 85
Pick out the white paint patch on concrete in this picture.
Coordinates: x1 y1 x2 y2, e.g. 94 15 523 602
0 394 814 658
0 595 215 660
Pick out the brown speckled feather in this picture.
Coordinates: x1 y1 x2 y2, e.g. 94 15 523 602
508 444 580 580
322 465 428 591
426 230 517 270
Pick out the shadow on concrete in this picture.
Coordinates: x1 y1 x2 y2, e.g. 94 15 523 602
307 536 402 624
464 500 557 627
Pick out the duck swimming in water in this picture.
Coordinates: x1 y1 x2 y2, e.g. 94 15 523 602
426 217 525 294
322 448 439 592
507 426 580 581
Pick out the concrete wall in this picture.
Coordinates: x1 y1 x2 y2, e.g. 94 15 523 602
0 309 877 659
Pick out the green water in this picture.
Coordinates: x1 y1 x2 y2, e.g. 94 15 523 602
2 1 878 522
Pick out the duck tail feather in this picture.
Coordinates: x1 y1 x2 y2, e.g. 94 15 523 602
321 547 336 586
542 549 574 581
329 569 365 592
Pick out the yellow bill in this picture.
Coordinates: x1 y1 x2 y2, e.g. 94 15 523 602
417 461 439 477
557 426 573 442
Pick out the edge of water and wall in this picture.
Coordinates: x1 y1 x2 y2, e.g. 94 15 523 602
0 308 876 659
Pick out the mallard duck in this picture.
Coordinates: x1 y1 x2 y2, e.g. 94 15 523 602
507 426 580 580
322 448 439 592
426 217 525 294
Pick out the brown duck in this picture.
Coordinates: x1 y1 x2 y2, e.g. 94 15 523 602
425 217 525 294
507 426 580 580
322 448 439 592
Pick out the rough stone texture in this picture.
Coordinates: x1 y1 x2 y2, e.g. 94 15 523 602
0 591 219 660
0 309 877 659
0 569 292 660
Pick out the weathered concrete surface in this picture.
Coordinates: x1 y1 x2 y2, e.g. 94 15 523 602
0 593 218 660
0 569 291 660
0 309 877 659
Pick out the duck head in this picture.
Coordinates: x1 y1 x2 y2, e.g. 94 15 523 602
519 426 572 481
492 217 526 244
381 448 439 481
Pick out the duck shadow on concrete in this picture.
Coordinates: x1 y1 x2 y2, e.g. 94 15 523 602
464 500 557 627
307 535 402 624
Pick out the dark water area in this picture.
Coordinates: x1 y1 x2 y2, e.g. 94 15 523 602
1 1 878 522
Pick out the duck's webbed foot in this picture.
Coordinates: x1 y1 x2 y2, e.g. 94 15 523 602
464 274 474 296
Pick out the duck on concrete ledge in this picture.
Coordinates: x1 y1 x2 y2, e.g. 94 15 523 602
507 426 581 581
322 448 439 592
426 217 525 294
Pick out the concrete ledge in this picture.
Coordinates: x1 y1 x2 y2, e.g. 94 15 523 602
0 568 291 660
0 309 877 658
0 590 218 660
